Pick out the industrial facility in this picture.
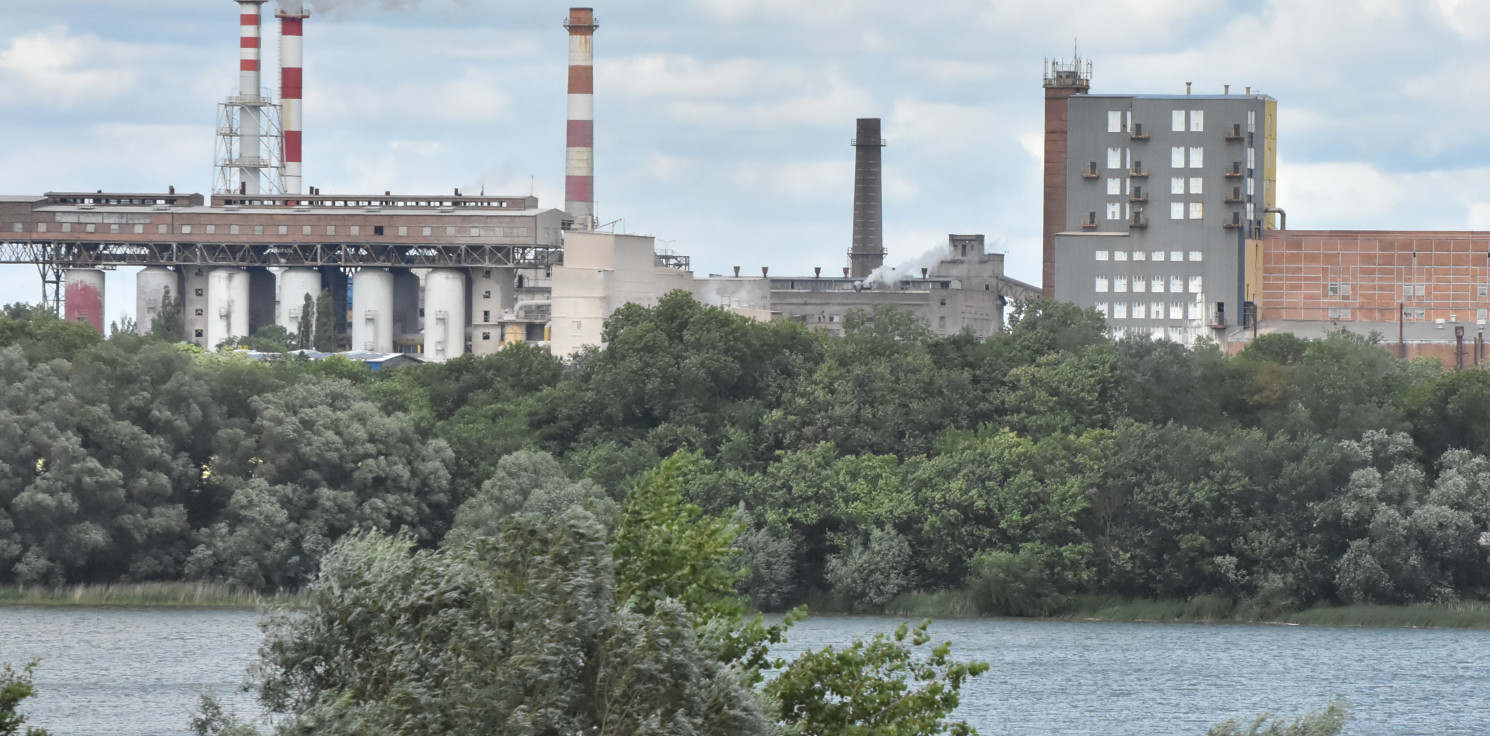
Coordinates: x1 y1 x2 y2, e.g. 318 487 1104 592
0 4 1038 358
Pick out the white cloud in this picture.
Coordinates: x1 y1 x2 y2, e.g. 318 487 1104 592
0 26 139 106
666 77 871 129
601 55 776 98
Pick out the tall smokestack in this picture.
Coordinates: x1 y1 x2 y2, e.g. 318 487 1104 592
236 0 268 195
564 8 597 231
849 118 886 278
1042 57 1091 298
278 2 310 196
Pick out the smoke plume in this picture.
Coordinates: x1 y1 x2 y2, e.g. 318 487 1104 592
298 0 475 18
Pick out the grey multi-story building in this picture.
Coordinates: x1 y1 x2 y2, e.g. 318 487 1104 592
1043 59 1278 344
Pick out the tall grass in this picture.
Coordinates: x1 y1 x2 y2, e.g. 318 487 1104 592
872 590 1490 629
0 582 297 608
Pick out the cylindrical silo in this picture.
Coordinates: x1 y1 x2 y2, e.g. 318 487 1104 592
278 266 321 339
206 267 250 349
422 268 466 362
64 268 106 333
351 268 394 353
135 266 179 336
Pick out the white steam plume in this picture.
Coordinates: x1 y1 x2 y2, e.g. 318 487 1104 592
296 0 474 18
863 243 949 288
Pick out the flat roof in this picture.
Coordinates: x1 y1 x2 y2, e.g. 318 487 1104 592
31 205 562 218
1078 94 1277 102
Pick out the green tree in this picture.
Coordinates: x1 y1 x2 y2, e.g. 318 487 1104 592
151 286 184 342
1 659 49 736
312 289 337 352
766 620 988 736
1207 702 1349 736
296 294 315 350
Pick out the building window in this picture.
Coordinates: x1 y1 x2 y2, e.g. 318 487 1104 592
1328 307 1353 320
518 227 528 236
1479 309 1488 322
1189 276 1203 293
1189 147 1204 168
133 224 144 234
302 225 312 235
482 310 490 322
1107 147 1122 168
1132 250 1146 261
1172 109 1185 132
1170 251 1183 262
1189 202 1204 219
446 226 456 236
493 227 505 236
1248 147 1256 169
470 227 481 236
1114 302 1128 319
1131 303 1146 319
1095 301 1109 318
482 332 492 340
194 288 203 296
1189 177 1203 195
1403 283 1426 297
109 223 120 233
1114 250 1128 261
179 225 190 234
1108 110 1123 133
1151 251 1165 262
1403 307 1426 321
1248 110 1257 133
62 223 72 233
1170 302 1184 320
1327 282 1352 297
1171 146 1185 168
325 225 335 235
1479 284 1489 298
1171 276 1184 292
1188 251 1203 262
350 226 360 235
1095 276 1109 293
398 226 409 236
1114 276 1128 293
1107 177 1121 195
1171 202 1184 220
1189 110 1204 132
228 224 239 235
278 225 289 235
1148 277 1163 292
422 226 432 236
1171 177 1185 194
1187 302 1202 320
1247 178 1256 196
1107 202 1122 220
37 223 46 233
1132 278 1146 293
374 226 385 236
1095 250 1109 261
254 225 264 235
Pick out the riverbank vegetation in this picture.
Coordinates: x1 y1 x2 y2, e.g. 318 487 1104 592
3 295 1490 626
0 582 285 608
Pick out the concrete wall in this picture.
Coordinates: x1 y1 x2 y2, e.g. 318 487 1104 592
550 231 696 356
1055 93 1275 339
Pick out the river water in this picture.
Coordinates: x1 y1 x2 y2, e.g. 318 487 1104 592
2 608 1488 735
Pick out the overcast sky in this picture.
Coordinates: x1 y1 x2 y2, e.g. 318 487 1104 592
3 0 1489 325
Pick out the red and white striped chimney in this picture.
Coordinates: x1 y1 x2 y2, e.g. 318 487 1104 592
237 0 268 195
564 8 597 231
277 2 310 196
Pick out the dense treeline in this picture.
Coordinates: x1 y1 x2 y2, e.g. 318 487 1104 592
2 294 1489 615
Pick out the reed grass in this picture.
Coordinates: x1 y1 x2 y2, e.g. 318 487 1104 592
0 582 299 608
869 590 1490 629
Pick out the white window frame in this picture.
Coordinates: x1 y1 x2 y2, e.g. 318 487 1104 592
1133 278 1146 293
1189 109 1204 132
1115 276 1128 293
1095 250 1109 261
1189 147 1204 168
1108 177 1122 196
1189 202 1204 219
1108 110 1123 133
1188 251 1203 262
1107 147 1123 169
1171 202 1185 220
1189 275 1203 293
1171 176 1185 194
1172 109 1186 132
1189 177 1203 195
1095 301 1110 318
1114 302 1128 319
1151 277 1165 292
1107 202 1122 220
1170 276 1184 292
1095 277 1109 293
1171 146 1185 168
1151 251 1165 262
1114 250 1128 261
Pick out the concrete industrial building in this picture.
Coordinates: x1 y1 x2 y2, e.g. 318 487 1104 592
1045 58 1279 345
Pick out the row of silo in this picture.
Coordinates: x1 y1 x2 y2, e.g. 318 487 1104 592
117 265 509 361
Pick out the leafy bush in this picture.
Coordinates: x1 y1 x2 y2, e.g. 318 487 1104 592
965 548 1065 618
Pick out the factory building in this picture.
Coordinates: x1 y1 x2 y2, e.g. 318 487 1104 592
1044 58 1279 345
771 235 1027 339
